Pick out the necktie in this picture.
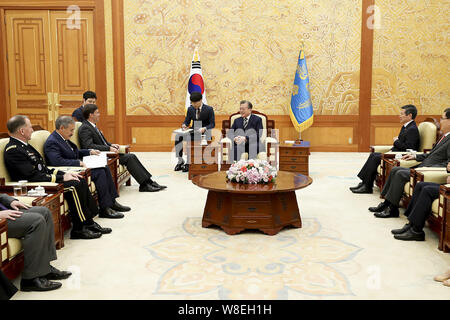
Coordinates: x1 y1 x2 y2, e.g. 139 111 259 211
0 202 8 210
436 134 447 147
243 117 248 129
65 140 74 152
196 108 200 120
95 126 108 146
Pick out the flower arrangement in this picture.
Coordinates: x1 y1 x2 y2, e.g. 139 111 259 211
226 159 277 184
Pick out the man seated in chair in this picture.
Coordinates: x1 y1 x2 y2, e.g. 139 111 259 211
78 104 166 192
72 90 96 122
44 116 130 219
351 104 420 194
370 108 450 218
0 194 71 292
4 115 110 240
391 163 450 241
174 92 215 172
227 100 263 161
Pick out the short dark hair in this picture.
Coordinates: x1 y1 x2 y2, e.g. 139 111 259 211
83 104 98 120
240 100 253 109
401 104 417 119
6 115 28 134
83 91 97 101
444 108 450 119
190 92 202 102
55 116 75 130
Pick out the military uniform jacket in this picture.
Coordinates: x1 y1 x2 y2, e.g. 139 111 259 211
4 138 65 183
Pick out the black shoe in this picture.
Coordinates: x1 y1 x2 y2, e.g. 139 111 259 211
374 207 399 218
20 277 62 292
86 221 112 234
174 159 185 171
391 223 411 235
44 266 72 280
369 202 389 212
349 182 364 191
99 207 124 219
394 228 425 241
139 183 162 192
70 226 102 239
182 164 189 172
111 201 131 212
352 184 373 194
150 180 167 189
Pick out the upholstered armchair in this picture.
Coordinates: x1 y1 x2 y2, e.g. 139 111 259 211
71 122 131 193
219 111 278 171
376 118 439 189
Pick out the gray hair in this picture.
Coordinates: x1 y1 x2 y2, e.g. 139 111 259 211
55 116 75 130
6 115 29 134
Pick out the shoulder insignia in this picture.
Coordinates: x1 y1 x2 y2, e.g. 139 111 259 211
5 145 17 151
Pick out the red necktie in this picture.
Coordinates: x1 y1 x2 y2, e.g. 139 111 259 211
436 134 447 146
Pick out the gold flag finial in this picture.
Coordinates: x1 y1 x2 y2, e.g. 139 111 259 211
193 46 199 62
299 39 305 59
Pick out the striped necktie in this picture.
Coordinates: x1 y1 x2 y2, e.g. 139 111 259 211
95 126 108 145
243 117 248 129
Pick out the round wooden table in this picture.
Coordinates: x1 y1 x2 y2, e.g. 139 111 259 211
192 171 313 235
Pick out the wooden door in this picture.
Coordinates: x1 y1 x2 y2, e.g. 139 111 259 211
5 9 95 130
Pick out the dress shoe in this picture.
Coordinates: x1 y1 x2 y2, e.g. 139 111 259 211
150 180 167 189
393 228 425 241
182 164 190 172
391 223 411 235
352 184 373 194
174 159 185 171
44 265 72 280
369 202 389 212
139 183 161 192
374 207 399 218
20 277 62 292
99 207 124 219
434 269 450 282
111 201 131 212
349 182 364 191
87 221 112 234
70 226 102 239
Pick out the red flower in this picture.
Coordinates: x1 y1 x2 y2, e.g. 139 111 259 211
241 166 247 172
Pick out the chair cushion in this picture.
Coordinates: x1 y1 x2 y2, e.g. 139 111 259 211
377 164 381 174
7 238 23 259
418 121 437 152
431 198 439 217
0 138 12 182
404 182 410 194
29 130 51 160
70 122 83 149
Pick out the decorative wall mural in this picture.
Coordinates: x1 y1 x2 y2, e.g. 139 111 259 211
124 0 362 115
372 0 449 115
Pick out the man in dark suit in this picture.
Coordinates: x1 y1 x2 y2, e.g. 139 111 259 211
72 90 97 122
370 108 450 218
174 92 215 172
78 104 166 192
391 164 449 241
4 115 109 240
44 116 130 219
0 194 71 292
227 100 263 161
351 105 420 194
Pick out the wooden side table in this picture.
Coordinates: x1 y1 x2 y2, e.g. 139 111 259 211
441 185 450 252
278 141 310 176
188 141 219 180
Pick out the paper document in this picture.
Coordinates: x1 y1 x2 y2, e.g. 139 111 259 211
173 128 193 134
82 154 107 169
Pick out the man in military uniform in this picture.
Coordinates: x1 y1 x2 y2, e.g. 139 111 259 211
4 115 110 239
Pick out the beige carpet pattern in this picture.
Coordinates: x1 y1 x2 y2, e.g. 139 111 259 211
11 152 450 299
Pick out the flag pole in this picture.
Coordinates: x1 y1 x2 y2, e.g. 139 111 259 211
295 39 305 145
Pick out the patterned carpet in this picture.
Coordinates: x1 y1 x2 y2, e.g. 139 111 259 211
11 152 450 299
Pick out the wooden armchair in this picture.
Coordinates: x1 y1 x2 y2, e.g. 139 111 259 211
219 110 278 171
377 118 439 189
0 177 65 279
440 184 450 252
71 122 131 194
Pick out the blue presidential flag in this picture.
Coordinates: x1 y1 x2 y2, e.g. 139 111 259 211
289 46 313 132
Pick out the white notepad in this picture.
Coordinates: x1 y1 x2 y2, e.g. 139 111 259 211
173 128 193 134
82 154 107 169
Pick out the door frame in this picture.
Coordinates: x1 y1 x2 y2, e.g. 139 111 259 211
0 0 107 132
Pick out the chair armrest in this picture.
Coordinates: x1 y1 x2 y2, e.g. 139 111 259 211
416 170 449 184
119 145 130 154
371 145 392 153
396 160 421 168
48 166 87 173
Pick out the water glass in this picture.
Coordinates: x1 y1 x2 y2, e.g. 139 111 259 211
18 180 27 196
13 185 21 197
